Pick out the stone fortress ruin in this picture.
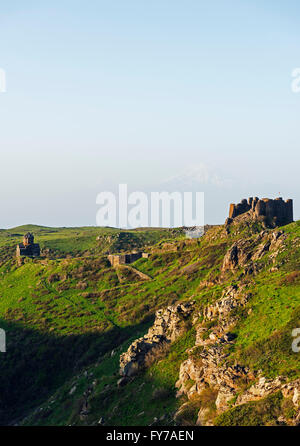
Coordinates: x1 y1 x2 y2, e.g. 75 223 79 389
227 197 293 228
108 252 150 267
16 233 40 257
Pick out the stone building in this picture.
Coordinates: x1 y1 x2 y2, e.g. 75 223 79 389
16 233 40 257
227 197 293 227
108 252 149 267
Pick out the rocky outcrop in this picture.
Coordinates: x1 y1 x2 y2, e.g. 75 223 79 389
227 197 293 228
235 375 285 406
176 285 253 418
222 240 253 271
176 344 252 413
174 282 300 425
202 285 251 335
282 379 300 408
222 243 239 271
119 302 195 377
118 275 300 425
222 230 287 273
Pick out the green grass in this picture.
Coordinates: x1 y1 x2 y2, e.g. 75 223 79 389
0 220 299 425
214 392 285 426
0 225 182 257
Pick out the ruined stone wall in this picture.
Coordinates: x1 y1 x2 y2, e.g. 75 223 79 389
108 252 147 267
16 243 40 257
16 233 40 257
228 197 293 227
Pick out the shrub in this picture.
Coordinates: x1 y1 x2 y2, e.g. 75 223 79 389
280 271 300 286
214 392 283 426
151 387 173 401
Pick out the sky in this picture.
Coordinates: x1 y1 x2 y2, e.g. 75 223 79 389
0 0 299 227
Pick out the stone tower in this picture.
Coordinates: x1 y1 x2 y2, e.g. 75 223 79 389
227 197 293 228
16 233 40 257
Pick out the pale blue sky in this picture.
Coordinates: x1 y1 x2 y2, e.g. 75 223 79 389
0 1 299 227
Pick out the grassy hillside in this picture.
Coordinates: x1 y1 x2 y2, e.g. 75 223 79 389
0 220 299 425
0 225 182 257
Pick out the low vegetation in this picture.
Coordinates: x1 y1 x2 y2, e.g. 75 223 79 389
0 219 298 425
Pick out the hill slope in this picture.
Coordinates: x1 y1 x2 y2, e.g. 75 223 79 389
0 220 299 426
